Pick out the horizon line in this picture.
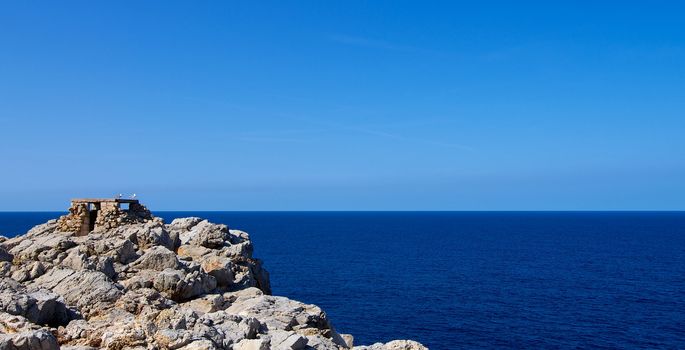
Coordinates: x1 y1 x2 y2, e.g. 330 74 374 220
1 210 683 213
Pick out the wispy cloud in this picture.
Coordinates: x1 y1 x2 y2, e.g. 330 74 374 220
231 128 330 143
232 136 314 143
329 34 437 54
329 34 539 62
237 128 329 136
231 118 473 151
343 124 474 151
178 95 473 150
289 116 474 151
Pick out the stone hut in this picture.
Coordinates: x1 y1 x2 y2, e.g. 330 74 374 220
56 198 153 236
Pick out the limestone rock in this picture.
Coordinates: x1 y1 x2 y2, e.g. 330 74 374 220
0 328 59 350
200 256 234 287
352 340 428 350
0 312 59 350
177 339 218 350
234 338 270 350
168 218 203 243
341 334 354 348
0 214 427 350
181 220 231 249
153 269 217 302
0 291 68 327
301 335 341 350
0 247 12 263
0 262 10 278
133 246 180 271
125 218 176 251
177 245 211 261
225 295 347 348
29 268 121 317
269 330 308 350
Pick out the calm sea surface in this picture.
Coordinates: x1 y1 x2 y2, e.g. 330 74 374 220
1 212 684 349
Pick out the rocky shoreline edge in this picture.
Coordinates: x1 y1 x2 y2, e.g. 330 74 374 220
0 215 427 350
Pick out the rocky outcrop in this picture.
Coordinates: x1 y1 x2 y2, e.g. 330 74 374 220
0 312 59 350
352 341 428 350
0 215 426 349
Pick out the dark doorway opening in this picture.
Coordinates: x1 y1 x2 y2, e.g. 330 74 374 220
88 203 100 231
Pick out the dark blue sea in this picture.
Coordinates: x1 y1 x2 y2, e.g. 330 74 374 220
1 212 684 349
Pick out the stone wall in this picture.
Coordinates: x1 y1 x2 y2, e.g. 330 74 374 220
94 202 153 231
56 203 90 234
56 201 153 235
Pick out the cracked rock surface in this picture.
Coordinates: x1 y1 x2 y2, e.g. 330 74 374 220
0 217 426 350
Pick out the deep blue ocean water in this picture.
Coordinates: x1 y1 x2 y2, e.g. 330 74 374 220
1 212 684 349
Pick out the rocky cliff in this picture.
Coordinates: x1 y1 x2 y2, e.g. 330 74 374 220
0 216 426 350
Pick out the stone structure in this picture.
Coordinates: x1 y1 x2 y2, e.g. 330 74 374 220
56 198 152 235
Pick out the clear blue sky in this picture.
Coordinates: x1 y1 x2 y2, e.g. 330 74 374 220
1 1 683 210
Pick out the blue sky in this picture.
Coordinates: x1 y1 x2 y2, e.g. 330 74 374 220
1 1 683 210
